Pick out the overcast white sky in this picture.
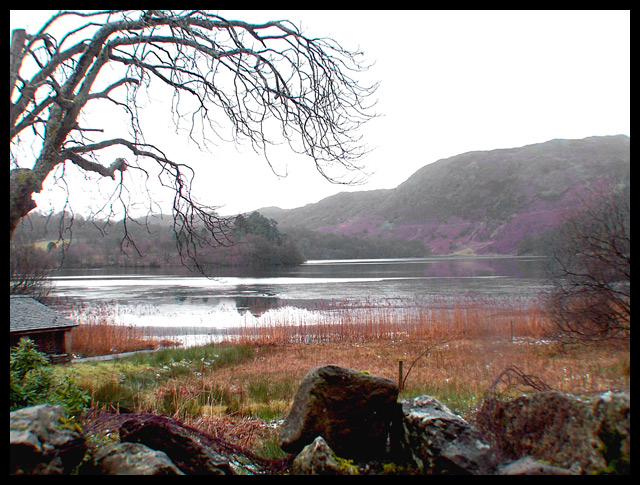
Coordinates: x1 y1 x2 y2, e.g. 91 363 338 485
10 10 630 218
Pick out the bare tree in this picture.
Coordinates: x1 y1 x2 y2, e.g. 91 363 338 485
546 185 630 344
10 10 378 270
10 241 54 301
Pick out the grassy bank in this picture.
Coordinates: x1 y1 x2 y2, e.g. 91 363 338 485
58 297 630 458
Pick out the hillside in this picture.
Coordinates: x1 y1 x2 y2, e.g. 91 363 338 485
259 135 630 255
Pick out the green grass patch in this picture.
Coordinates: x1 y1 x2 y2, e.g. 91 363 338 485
64 343 256 414
400 382 483 418
247 375 298 405
126 342 255 369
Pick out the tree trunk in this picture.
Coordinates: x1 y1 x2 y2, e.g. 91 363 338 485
10 169 39 240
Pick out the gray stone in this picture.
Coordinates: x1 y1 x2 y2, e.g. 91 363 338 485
10 404 87 475
291 436 357 475
278 364 398 461
397 395 497 475
498 456 577 475
95 442 184 475
119 414 233 475
476 390 630 474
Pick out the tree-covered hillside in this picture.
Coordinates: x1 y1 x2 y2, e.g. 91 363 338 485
12 210 430 271
12 211 305 270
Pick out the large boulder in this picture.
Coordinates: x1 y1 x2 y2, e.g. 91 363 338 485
476 390 630 474
10 404 87 475
395 395 498 474
119 414 234 475
94 442 184 475
278 364 399 461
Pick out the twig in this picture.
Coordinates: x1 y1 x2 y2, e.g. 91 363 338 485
401 331 465 390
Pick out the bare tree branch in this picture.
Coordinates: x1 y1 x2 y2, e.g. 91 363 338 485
10 10 379 271
64 153 127 179
545 185 630 344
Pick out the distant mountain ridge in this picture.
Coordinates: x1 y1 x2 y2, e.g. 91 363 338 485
259 135 630 255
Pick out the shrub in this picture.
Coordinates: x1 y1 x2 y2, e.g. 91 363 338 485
10 338 89 417
546 187 630 344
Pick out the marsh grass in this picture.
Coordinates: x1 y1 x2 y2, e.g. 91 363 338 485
232 295 551 346
67 295 550 354
69 304 180 357
64 296 629 456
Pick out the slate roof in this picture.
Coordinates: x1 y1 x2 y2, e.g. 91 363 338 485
10 295 78 333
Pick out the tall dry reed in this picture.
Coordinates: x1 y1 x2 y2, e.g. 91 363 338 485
65 295 553 356
235 296 553 345
69 303 170 357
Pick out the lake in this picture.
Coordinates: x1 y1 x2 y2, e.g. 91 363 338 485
48 256 552 345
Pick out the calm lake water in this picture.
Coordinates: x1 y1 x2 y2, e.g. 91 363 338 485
48 256 552 345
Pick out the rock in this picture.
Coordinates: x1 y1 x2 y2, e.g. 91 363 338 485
119 414 233 475
396 395 497 475
94 442 184 475
476 390 630 474
278 364 398 461
497 456 577 475
10 404 87 475
291 436 357 475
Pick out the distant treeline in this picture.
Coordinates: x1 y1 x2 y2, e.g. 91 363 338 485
12 211 431 270
285 227 431 260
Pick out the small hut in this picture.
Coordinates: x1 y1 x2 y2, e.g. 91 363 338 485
10 295 78 363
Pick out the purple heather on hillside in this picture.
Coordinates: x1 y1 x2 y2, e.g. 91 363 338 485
259 136 630 256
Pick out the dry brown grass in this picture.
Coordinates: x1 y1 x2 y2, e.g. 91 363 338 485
202 337 629 422
69 297 630 421
69 295 629 465
233 296 550 346
69 304 179 357
221 337 628 391
184 414 275 450
203 296 629 419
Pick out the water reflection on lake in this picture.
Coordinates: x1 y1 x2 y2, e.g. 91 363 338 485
48 256 552 345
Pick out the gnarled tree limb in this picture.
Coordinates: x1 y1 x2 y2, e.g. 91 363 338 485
10 10 378 271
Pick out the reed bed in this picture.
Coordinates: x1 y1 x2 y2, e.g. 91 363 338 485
67 295 553 356
64 296 629 407
68 304 179 357
234 295 551 345
64 295 629 458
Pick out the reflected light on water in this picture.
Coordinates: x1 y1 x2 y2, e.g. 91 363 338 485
47 257 552 347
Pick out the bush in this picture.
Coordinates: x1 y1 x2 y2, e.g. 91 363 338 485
546 187 630 344
10 338 90 417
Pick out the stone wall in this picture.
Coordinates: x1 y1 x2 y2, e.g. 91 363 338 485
10 365 630 475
